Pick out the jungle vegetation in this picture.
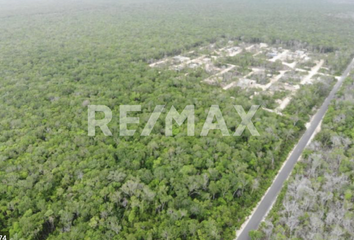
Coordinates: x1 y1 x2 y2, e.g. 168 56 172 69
1 0 354 239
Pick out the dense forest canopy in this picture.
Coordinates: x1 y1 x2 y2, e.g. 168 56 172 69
1 0 354 239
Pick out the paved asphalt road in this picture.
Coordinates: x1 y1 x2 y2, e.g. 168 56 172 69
236 58 354 240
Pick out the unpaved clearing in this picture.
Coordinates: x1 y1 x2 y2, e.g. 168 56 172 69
150 43 329 119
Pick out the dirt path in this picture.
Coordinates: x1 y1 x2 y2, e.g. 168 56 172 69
283 61 297 69
229 48 243 57
277 96 292 111
255 70 287 91
149 59 168 67
182 55 206 66
262 107 283 116
204 64 236 84
223 82 238 90
245 45 255 51
269 50 289 62
300 59 324 85
224 69 287 91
